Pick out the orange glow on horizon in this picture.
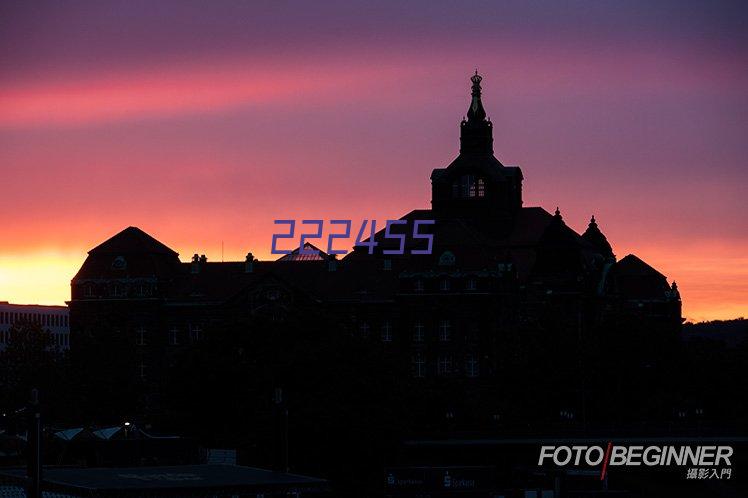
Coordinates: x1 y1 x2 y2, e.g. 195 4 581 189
1 43 746 323
2 230 745 323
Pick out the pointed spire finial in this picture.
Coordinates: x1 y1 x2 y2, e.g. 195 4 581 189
555 206 561 217
467 71 486 122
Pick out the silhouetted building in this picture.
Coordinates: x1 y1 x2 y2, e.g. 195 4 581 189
0 302 70 352
68 73 682 424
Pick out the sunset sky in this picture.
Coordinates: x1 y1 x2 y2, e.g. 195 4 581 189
1 0 746 322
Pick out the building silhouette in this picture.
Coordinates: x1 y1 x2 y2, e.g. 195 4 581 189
0 301 70 352
68 73 682 422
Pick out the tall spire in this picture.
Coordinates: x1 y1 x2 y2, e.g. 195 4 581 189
467 70 487 122
460 71 493 154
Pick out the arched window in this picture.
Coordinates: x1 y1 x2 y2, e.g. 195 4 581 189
452 175 486 199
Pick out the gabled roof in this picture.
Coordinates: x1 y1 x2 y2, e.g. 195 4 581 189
615 254 667 279
276 242 328 262
92 426 123 440
89 227 178 256
607 254 671 299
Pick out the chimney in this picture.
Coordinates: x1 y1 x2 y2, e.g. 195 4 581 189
191 254 200 274
245 252 255 273
327 254 338 272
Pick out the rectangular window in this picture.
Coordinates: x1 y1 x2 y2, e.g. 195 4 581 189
380 321 392 342
358 322 370 337
477 178 486 197
438 319 451 342
437 355 453 376
169 327 179 345
465 354 480 377
189 324 202 342
412 353 426 378
413 321 424 342
136 327 146 346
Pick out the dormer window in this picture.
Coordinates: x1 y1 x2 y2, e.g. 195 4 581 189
452 175 486 198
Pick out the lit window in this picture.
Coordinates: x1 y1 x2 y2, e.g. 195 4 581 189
477 178 486 197
383 259 392 271
453 175 487 199
414 279 424 292
438 320 451 341
380 321 392 342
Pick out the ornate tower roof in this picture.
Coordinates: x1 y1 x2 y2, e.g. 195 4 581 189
582 215 614 259
466 70 487 122
460 71 493 154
